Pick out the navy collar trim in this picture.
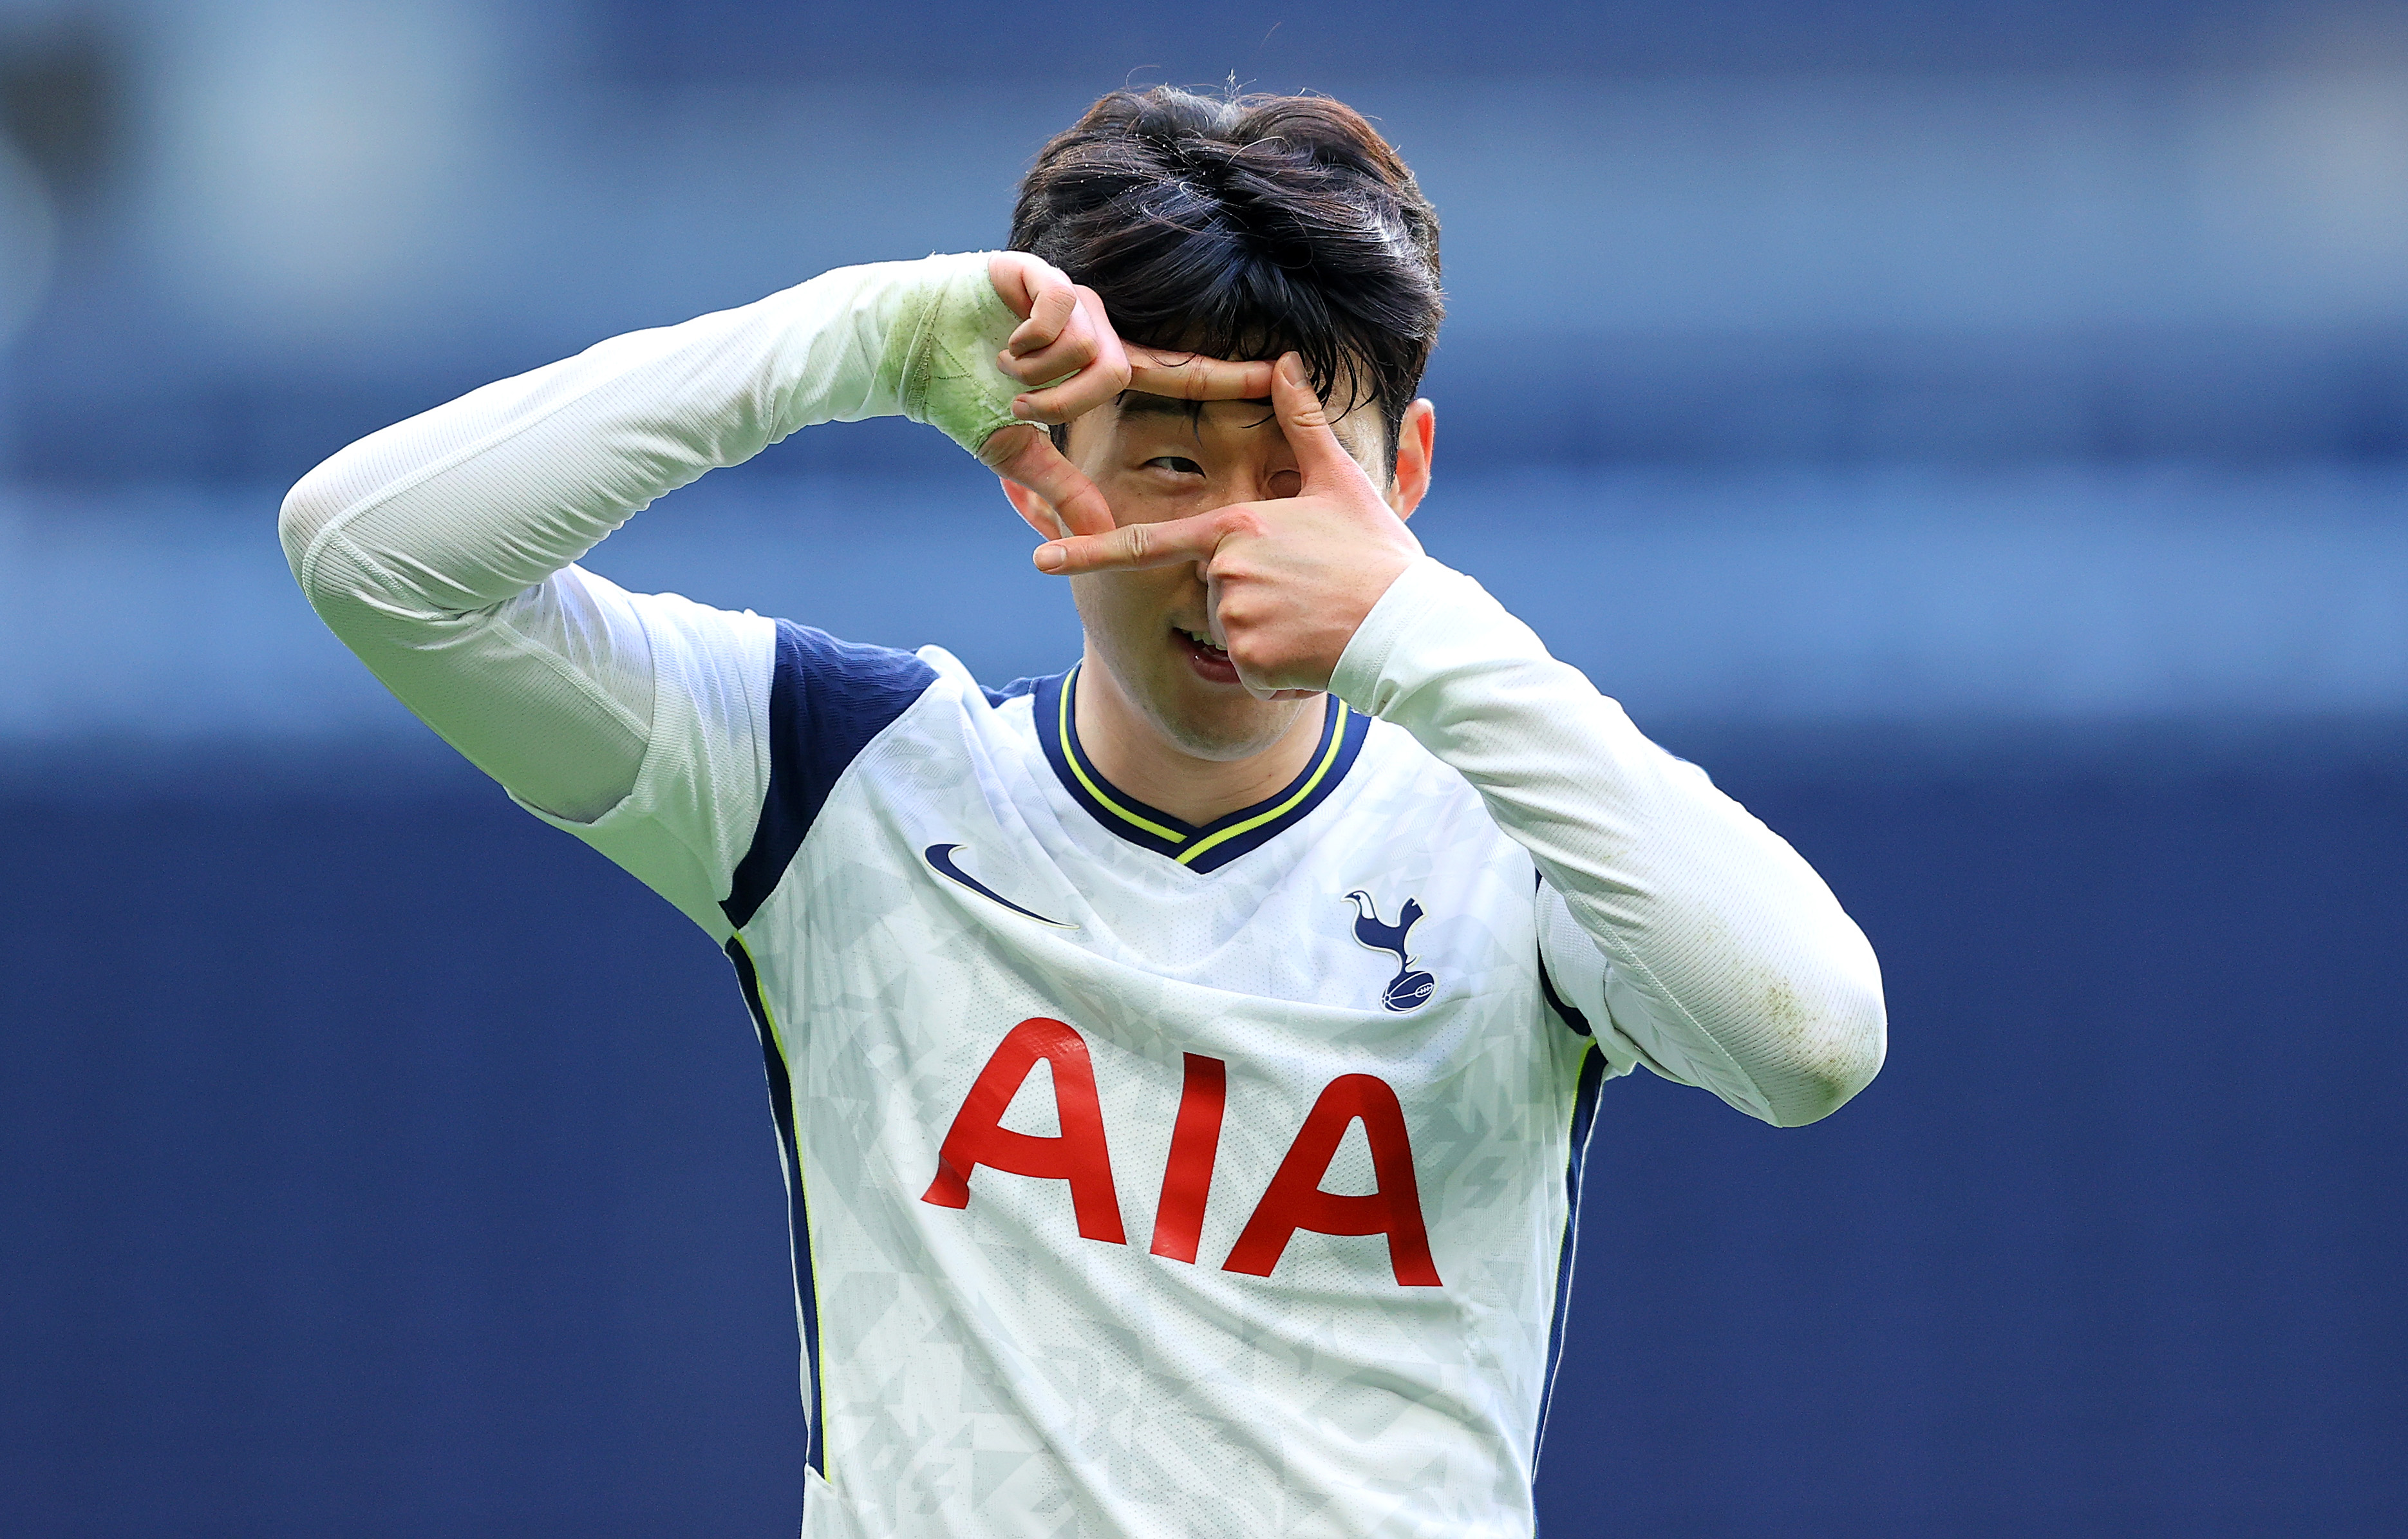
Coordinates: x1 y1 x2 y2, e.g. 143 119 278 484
1031 666 1368 874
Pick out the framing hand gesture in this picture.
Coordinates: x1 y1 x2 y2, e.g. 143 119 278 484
978 252 1276 540
1030 353 1425 699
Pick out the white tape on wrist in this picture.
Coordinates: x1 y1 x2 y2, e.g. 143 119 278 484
879 254 1026 456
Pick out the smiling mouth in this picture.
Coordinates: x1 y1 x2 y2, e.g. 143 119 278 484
1172 623 1243 685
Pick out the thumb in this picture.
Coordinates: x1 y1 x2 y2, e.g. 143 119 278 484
980 424 1115 538
1271 352 1358 486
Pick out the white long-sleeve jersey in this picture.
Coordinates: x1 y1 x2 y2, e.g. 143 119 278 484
282 254 1885 1539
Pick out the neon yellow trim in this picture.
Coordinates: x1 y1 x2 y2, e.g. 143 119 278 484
730 936 831 1487
732 936 793 1064
1177 703 1348 867
1058 665 1188 844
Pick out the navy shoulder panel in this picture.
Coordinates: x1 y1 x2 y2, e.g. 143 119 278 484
722 621 939 929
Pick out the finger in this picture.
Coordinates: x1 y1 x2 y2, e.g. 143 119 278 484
1202 570 1273 699
985 251 1041 319
1006 279 1079 357
995 325 1100 388
1001 477 1068 541
1127 349 1278 402
1270 352 1362 485
1010 370 1122 425
1006 292 1133 420
979 425 1116 538
1032 509 1232 575
1011 364 1126 423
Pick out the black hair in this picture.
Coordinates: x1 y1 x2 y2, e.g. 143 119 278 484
1010 86 1444 475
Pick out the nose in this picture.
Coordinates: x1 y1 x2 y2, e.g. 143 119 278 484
1264 467 1303 500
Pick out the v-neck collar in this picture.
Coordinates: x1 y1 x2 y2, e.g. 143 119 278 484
1031 665 1369 874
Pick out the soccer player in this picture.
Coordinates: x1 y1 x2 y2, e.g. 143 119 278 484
283 88 1884 1538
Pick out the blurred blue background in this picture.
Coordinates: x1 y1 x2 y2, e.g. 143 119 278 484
3 1 2403 1534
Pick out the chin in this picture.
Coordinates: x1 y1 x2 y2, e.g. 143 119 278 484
1148 681 1307 762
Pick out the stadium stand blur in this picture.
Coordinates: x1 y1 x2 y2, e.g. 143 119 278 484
5 3 2402 1535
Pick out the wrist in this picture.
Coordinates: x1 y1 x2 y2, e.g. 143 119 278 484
1303 546 1417 689
1330 556 1523 717
872 252 1024 454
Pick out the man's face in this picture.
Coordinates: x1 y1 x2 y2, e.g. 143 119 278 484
1058 390 1398 761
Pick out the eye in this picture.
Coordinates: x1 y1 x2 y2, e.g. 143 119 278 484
1143 456 1205 477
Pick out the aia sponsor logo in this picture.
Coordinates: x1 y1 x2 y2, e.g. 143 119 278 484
921 1018 1442 1288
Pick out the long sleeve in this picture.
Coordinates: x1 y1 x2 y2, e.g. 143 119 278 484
277 254 1024 927
1330 557 1886 1126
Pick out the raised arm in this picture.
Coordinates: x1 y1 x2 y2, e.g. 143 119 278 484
1333 562 1885 1126
1031 354 1886 1126
282 252 1272 825
281 254 1047 822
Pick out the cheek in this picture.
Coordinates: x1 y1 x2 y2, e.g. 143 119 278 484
1070 568 1191 641
1096 471 1200 526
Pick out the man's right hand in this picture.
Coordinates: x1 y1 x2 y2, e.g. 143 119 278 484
979 252 1274 540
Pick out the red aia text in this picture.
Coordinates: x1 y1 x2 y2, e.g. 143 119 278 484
920 1017 1442 1287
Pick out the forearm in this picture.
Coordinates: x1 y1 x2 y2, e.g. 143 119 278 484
277 254 1019 818
1331 558 1886 1126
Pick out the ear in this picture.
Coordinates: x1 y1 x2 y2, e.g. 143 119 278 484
1386 398 1436 521
999 475 1069 540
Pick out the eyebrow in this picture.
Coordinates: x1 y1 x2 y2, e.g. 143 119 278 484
1115 392 1274 421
